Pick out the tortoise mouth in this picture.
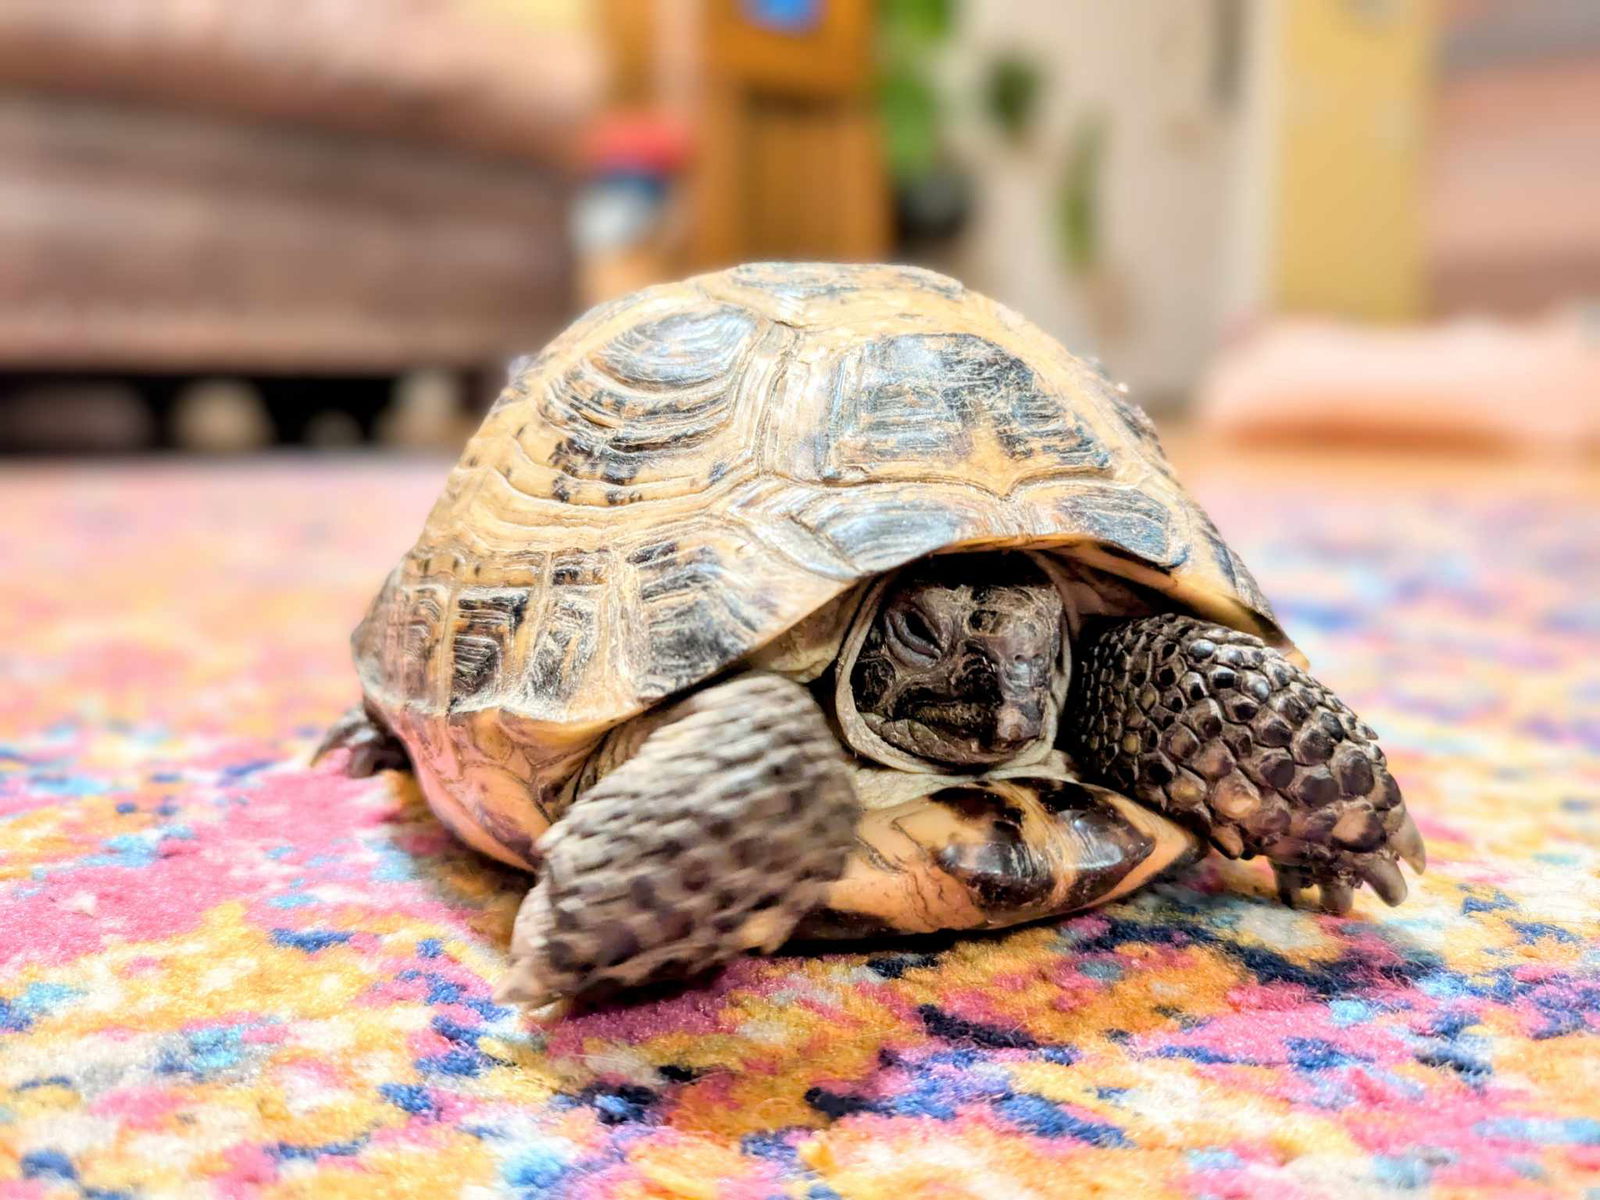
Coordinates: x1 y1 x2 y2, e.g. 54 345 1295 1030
869 692 1050 768
902 700 1044 758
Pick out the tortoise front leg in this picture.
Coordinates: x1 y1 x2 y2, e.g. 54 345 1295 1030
1069 614 1426 914
496 673 857 1007
796 779 1203 939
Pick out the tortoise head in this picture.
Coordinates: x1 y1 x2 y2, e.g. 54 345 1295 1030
849 554 1067 768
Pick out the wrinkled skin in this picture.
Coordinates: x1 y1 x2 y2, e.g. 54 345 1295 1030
850 555 1067 767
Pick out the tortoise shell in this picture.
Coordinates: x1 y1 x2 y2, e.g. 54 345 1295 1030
352 262 1294 866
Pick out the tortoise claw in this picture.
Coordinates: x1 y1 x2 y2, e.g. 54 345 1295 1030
1274 864 1308 906
1275 857 1409 915
1318 880 1355 916
494 950 559 1009
1360 856 1409 906
1392 812 1427 874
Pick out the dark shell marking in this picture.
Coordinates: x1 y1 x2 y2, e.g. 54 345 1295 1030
795 498 972 576
396 584 448 702
523 585 602 706
536 302 760 499
1049 486 1182 569
424 533 784 711
820 334 1111 481
448 592 528 708
421 550 617 709
629 540 774 701
1193 513 1272 618
930 778 1157 918
594 305 757 389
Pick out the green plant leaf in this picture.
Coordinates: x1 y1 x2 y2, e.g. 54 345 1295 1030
879 65 941 182
879 0 956 46
1057 114 1106 274
983 54 1044 143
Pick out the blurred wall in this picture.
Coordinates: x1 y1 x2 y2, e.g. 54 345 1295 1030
1429 0 1600 314
1266 0 1432 321
925 1 1248 406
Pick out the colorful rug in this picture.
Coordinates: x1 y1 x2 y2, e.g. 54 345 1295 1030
2 456 1597 1199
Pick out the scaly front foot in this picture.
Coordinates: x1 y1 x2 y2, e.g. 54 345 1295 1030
497 673 856 1007
1070 614 1424 914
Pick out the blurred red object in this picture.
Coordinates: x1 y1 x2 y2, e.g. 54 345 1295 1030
584 111 692 177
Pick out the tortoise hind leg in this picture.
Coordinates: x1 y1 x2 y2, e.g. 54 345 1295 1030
313 703 410 777
795 778 1203 940
1070 614 1426 915
497 673 856 1008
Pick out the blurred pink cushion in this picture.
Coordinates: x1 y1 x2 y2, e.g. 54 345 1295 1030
1196 312 1600 455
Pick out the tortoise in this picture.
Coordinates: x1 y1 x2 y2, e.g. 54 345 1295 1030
320 262 1424 1007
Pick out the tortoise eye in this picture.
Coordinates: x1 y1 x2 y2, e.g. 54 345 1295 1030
890 607 941 660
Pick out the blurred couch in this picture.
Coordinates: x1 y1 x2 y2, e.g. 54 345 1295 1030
0 0 601 374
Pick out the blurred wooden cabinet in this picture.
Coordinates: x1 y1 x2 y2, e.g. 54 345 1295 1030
691 0 889 267
602 0 890 274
